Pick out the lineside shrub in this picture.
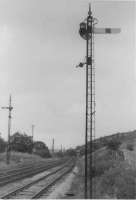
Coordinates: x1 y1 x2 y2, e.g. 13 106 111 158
92 159 116 177
98 164 136 199
126 143 134 151
106 139 121 151
92 150 120 177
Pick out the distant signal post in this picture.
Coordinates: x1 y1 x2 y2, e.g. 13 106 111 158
32 124 35 152
2 95 13 165
52 138 55 155
77 4 120 199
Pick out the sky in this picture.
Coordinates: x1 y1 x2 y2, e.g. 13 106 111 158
0 0 135 149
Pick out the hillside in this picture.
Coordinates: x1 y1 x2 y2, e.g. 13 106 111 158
76 130 136 155
67 130 136 199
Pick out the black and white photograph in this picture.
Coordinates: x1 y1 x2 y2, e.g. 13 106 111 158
0 0 135 199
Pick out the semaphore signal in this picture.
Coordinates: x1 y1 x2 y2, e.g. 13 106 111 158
76 4 121 199
1 95 13 165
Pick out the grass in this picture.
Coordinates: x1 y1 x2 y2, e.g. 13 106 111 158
63 157 85 199
126 143 134 151
94 163 136 199
0 151 54 171
64 150 118 198
66 145 136 199
92 146 136 199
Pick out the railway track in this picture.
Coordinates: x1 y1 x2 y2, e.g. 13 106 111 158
0 158 61 176
0 158 68 186
1 158 75 199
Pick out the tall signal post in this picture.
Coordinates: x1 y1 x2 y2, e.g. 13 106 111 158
77 4 120 199
2 95 13 165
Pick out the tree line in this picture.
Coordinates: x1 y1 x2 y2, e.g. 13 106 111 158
0 132 77 158
0 132 51 158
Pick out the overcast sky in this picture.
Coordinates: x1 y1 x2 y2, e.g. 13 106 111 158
0 0 135 149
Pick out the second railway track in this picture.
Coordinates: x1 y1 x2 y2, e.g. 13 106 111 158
1 158 75 199
0 158 68 186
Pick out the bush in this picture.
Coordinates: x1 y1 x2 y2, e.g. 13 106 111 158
55 151 64 157
0 137 6 153
98 165 136 199
91 149 120 178
65 148 76 156
126 143 134 151
33 141 51 158
106 139 121 151
92 158 117 177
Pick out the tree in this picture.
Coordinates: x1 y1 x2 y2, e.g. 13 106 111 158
0 136 6 153
76 146 85 156
106 138 123 161
55 151 64 157
106 139 121 151
65 148 76 156
10 132 33 153
33 141 51 158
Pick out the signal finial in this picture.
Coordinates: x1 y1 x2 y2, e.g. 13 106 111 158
9 94 11 104
88 3 92 16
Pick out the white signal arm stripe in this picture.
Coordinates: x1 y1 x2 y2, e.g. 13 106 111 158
93 28 121 34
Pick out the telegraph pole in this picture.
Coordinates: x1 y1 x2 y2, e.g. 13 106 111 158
60 144 62 153
2 95 13 165
52 138 54 154
77 4 120 199
32 124 35 152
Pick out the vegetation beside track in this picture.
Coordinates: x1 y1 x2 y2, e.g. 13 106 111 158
0 132 51 158
93 140 136 198
63 158 84 199
76 130 136 156
66 153 136 199
65 132 136 199
0 151 55 170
